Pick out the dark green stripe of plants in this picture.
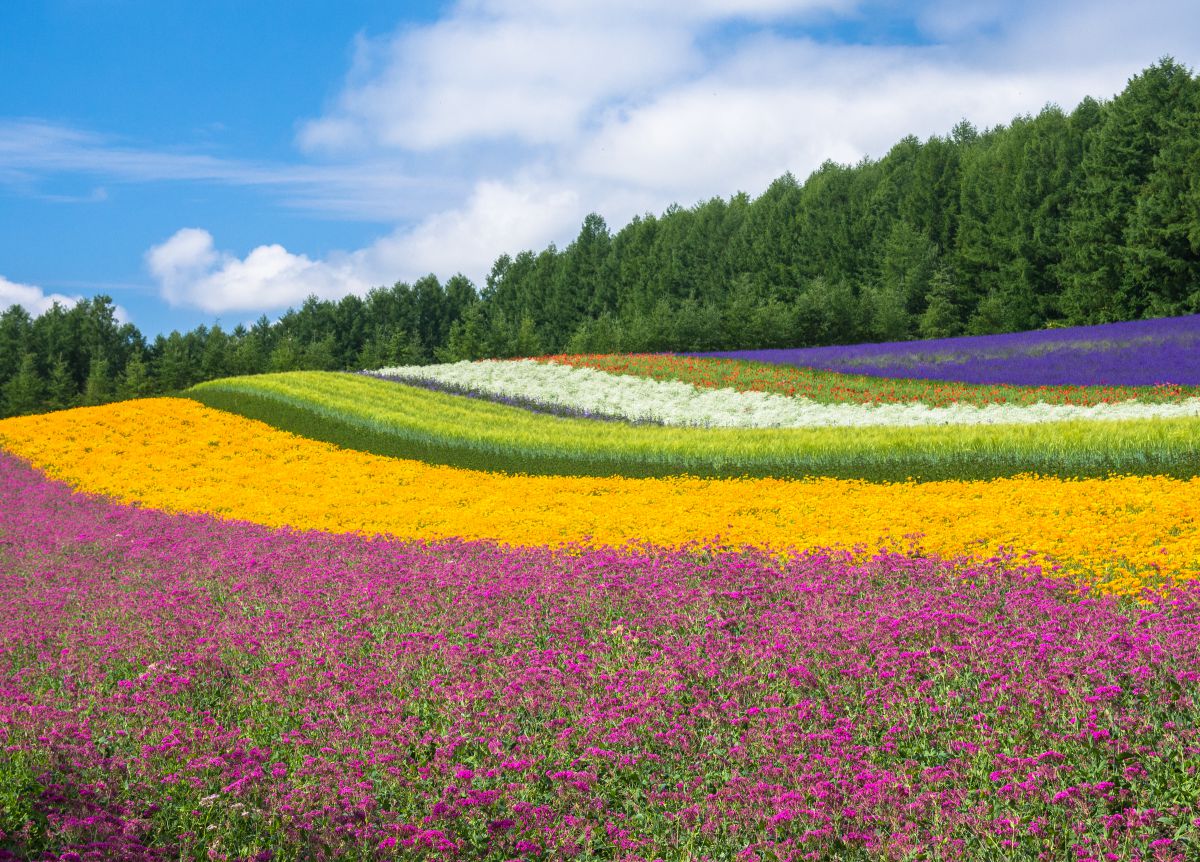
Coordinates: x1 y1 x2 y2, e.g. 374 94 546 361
185 387 1200 483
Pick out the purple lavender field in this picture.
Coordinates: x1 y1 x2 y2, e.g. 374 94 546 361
699 315 1200 387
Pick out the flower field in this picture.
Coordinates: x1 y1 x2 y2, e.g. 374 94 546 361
542 354 1200 407
374 359 1200 429
697 314 1200 387
0 395 1197 594
2 326 1200 860
3 453 1200 861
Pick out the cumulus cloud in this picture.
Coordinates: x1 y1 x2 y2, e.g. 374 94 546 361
0 275 84 317
146 228 373 313
145 178 583 312
574 39 1119 201
360 177 583 282
916 0 1200 61
298 20 694 152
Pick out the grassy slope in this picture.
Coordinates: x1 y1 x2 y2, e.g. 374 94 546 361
187 372 1200 482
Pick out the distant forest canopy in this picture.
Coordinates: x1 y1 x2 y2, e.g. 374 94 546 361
3 58 1199 417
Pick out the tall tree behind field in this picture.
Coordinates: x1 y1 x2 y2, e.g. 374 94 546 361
725 174 803 300
954 105 1090 333
1059 59 1200 322
547 213 613 347
792 161 874 287
1122 78 1200 316
0 307 33 385
609 214 660 315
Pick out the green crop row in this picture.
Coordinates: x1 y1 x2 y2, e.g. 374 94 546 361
188 372 1200 482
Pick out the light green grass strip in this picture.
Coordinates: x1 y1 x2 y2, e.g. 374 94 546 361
189 371 1200 481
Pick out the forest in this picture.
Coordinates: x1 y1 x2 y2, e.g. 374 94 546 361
1 58 1197 417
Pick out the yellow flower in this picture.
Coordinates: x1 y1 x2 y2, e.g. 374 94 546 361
2 398 1196 597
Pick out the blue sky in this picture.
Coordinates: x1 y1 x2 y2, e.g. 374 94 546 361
1 0 1196 336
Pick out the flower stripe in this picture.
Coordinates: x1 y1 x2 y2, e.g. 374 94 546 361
1 397 1197 595
375 359 1200 428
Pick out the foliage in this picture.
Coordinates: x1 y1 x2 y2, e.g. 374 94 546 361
0 278 478 418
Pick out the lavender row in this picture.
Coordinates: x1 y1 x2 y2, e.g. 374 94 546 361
2 452 1198 861
698 313 1200 386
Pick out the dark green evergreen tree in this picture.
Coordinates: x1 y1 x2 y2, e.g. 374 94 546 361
918 267 965 339
153 331 199 391
118 352 154 400
3 352 45 416
81 356 113 406
0 306 33 383
1123 78 1200 315
1060 58 1199 322
45 354 78 410
268 336 304 372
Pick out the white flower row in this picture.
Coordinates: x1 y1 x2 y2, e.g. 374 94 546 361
372 359 1200 428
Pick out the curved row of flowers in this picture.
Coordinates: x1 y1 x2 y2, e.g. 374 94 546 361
697 312 1200 386
544 353 1200 406
374 359 1200 428
1 397 1197 595
190 371 1200 483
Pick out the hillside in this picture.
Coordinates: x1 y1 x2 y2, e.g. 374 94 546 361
3 317 1200 859
3 59 1200 417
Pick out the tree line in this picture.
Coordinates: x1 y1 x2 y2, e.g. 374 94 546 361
3 58 1198 417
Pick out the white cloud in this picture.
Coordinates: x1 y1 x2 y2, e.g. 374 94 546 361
299 19 695 152
146 228 373 313
915 0 1011 40
917 0 1200 63
145 178 582 312
298 0 864 154
574 39 1120 201
0 275 81 317
359 177 582 280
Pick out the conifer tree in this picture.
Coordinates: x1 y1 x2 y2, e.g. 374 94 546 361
45 354 77 410
118 352 154 400
82 356 112 406
3 353 45 416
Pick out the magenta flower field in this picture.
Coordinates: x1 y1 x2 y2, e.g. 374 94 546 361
2 452 1198 862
